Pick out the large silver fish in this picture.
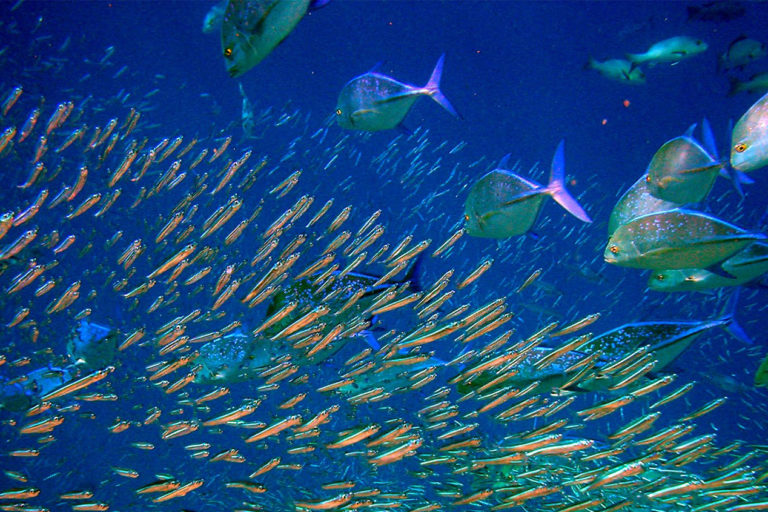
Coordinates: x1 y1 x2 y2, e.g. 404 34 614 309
731 91 768 172
464 140 591 238
221 0 330 77
608 174 680 237
457 315 743 396
335 54 460 131
649 242 768 292
646 124 723 204
195 329 273 384
604 209 764 270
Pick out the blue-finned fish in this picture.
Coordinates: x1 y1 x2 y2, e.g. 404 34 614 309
731 91 768 172
604 209 764 270
221 0 332 78
464 140 591 238
335 54 460 132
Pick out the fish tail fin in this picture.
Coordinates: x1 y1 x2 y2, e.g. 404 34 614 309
718 288 753 344
625 52 642 64
425 54 462 119
401 252 425 292
547 140 592 223
584 56 596 71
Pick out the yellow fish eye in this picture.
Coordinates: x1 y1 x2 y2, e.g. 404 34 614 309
609 245 619 254
335 109 342 116
645 175 651 183
656 274 664 281
464 214 469 221
734 142 748 153
223 47 233 58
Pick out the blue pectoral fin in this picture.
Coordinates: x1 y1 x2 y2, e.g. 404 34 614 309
701 118 719 160
704 263 738 279
309 0 332 11
396 122 413 136
360 330 381 351
724 317 753 345
402 253 425 292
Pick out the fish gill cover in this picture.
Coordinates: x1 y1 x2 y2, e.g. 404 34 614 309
0 1 768 512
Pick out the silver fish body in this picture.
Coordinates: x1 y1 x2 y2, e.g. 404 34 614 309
608 174 680 237
731 91 768 172
335 55 459 131
605 209 764 269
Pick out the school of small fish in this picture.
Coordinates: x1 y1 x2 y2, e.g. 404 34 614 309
1 2 768 512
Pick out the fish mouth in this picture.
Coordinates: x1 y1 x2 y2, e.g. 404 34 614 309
228 66 242 78
604 256 617 264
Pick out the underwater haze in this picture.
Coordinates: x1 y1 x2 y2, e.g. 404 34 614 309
1 1 768 511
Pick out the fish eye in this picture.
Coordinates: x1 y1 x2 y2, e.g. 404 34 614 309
645 175 651 183
684 275 696 281
335 109 342 116
464 214 469 221
734 143 748 153
609 245 619 254
223 47 233 58
655 274 664 281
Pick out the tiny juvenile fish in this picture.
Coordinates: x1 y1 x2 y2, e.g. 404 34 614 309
335 54 460 131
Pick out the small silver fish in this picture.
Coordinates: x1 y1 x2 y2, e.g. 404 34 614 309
464 140 591 238
731 91 768 172
605 209 765 269
335 54 460 131
626 36 708 66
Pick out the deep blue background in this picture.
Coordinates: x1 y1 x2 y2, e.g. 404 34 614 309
2 1 768 510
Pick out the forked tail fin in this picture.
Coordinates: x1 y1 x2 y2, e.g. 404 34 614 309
718 288 753 344
547 139 592 223
425 54 462 120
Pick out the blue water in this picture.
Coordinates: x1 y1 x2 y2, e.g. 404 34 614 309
1 1 768 510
